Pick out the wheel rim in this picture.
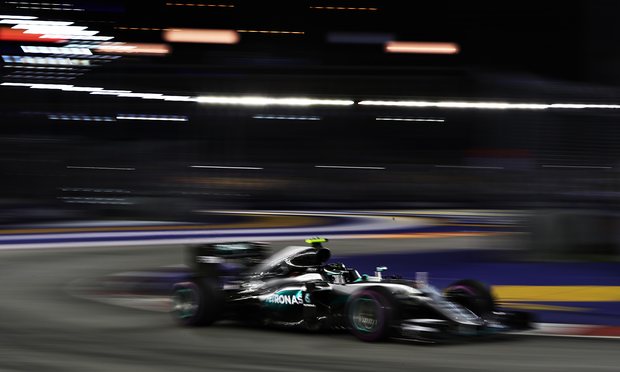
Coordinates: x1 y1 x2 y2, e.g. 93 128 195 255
350 297 380 333
173 287 199 319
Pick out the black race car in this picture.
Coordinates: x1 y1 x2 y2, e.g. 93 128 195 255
171 238 532 342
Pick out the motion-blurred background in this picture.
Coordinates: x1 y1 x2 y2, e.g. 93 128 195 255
1 0 620 257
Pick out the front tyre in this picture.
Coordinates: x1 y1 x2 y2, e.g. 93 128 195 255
345 289 394 342
172 279 222 326
444 279 495 316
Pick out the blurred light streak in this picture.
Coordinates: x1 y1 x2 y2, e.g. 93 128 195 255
0 15 38 19
2 55 92 65
48 114 115 121
190 165 263 170
0 20 74 26
252 114 321 121
59 197 132 205
16 26 90 33
360 100 549 110
310 6 378 11
163 28 239 44
29 83 74 89
116 93 164 99
116 114 188 121
315 165 386 170
39 34 113 41
5 65 76 70
435 165 505 170
21 46 92 55
66 166 135 171
6 2 85 11
5 74 80 79
0 82 33 86
115 26 163 31
95 43 170 55
376 117 444 122
197 96 354 106
550 103 620 109
66 43 104 48
165 2 234 7
159 95 196 102
385 41 459 54
0 27 65 42
14 6 85 12
61 86 103 92
89 90 132 95
60 187 131 193
237 29 304 35
326 32 392 44
542 165 612 169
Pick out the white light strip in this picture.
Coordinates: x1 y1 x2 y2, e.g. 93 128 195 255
160 95 196 102
21 46 92 55
315 165 386 170
542 165 612 169
61 86 103 92
17 25 88 32
0 82 33 87
29 83 73 89
0 20 72 25
435 165 505 170
252 114 321 120
376 117 445 122
39 34 114 41
5 82 620 111
116 115 188 122
360 100 549 110
116 93 164 99
0 15 39 19
28 30 98 36
89 90 132 95
198 96 354 106
549 103 620 109
190 165 264 170
67 166 135 171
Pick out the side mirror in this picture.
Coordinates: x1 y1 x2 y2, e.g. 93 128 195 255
375 266 388 279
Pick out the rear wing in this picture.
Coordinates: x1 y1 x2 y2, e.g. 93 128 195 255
187 242 269 277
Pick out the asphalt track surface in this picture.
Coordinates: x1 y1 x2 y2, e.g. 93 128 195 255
0 240 618 372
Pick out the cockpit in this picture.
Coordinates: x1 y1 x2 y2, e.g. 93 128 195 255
248 238 365 284
322 262 363 284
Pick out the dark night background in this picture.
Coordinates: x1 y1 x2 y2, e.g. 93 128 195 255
2 0 620 220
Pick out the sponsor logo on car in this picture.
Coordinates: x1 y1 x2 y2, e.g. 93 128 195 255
265 290 303 305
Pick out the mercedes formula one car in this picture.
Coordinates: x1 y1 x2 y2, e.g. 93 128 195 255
171 238 532 342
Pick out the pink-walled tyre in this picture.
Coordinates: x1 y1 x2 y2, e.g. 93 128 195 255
345 289 394 342
444 279 495 316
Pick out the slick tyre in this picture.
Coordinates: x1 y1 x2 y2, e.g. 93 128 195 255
172 279 222 326
345 288 394 342
444 279 495 316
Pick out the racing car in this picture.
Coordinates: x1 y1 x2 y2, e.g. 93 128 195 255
171 238 532 342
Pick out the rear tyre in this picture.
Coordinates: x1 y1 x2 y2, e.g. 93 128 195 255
172 279 222 326
444 279 495 316
345 289 394 342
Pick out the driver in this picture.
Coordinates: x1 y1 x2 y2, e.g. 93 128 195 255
323 262 362 283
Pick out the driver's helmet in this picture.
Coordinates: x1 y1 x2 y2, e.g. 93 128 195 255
323 262 361 283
